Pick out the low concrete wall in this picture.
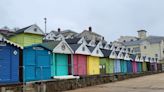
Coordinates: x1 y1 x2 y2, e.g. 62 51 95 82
0 71 163 92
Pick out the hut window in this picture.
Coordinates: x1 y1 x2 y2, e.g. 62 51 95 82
82 47 85 51
96 50 99 54
34 28 37 32
61 44 66 50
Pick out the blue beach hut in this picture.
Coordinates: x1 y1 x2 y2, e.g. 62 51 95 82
0 38 22 84
23 44 52 82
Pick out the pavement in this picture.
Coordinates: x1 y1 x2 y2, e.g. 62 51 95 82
65 73 164 92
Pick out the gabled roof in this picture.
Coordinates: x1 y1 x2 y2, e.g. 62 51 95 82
123 40 142 46
129 54 136 60
65 38 81 44
109 50 117 59
86 40 91 44
68 44 81 52
3 39 23 49
87 46 95 52
0 29 15 38
49 29 78 38
40 41 61 51
123 36 164 46
146 36 164 44
77 30 102 37
115 51 120 55
24 43 52 51
41 40 73 54
143 56 146 61
102 43 106 47
60 29 78 37
100 49 112 57
15 25 32 34
122 52 126 57
95 41 100 45
14 24 44 35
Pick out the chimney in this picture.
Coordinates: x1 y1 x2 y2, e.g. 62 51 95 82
88 26 92 32
58 28 61 33
102 37 104 40
137 30 147 39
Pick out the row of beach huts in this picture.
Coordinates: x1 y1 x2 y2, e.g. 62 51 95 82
0 24 162 85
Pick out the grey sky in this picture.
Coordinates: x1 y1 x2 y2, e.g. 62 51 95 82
1 0 164 42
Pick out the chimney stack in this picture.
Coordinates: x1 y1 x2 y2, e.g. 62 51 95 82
88 26 92 32
137 30 147 39
58 28 61 33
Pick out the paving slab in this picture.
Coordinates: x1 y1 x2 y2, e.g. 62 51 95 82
65 73 164 92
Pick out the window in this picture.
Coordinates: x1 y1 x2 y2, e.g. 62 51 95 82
34 28 37 32
144 46 147 49
155 54 158 57
131 39 134 41
123 40 126 42
82 47 85 51
96 50 99 54
61 44 66 50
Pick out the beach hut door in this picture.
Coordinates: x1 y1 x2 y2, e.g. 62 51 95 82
100 64 106 74
0 47 11 81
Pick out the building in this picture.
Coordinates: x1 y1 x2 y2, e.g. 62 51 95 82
75 27 106 43
0 38 22 84
44 28 78 40
9 24 45 46
115 30 164 63
68 43 91 76
87 45 104 75
117 36 139 43
41 40 74 77
23 44 52 82
0 29 15 38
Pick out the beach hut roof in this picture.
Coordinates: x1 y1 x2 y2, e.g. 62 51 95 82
87 46 95 52
115 51 120 55
68 44 81 52
24 43 52 51
100 49 112 57
0 37 23 49
68 43 91 55
65 38 81 44
41 41 61 51
130 54 136 60
14 24 44 35
41 40 73 54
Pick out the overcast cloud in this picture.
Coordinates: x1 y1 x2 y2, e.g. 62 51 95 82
1 0 164 42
